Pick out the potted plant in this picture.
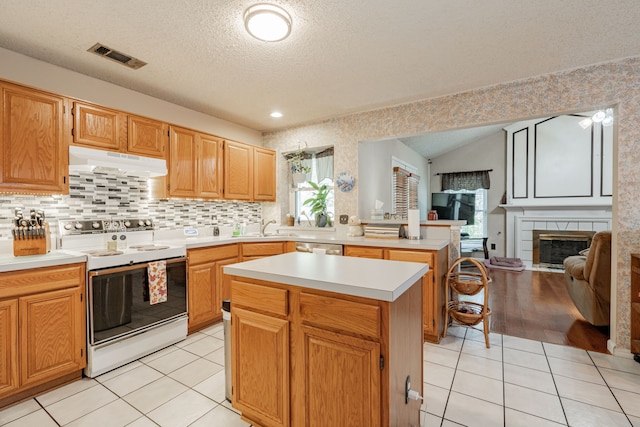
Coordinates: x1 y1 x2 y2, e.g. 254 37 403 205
303 181 332 227
285 148 311 184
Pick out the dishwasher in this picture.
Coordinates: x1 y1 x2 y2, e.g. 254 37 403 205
295 242 343 255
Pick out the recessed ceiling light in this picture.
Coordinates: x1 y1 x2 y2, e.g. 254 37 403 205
270 111 283 118
244 4 292 42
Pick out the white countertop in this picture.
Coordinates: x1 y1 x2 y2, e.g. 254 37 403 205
0 227 449 273
0 250 87 273
224 252 429 302
156 228 449 251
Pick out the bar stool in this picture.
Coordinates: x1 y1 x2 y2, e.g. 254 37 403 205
443 257 492 348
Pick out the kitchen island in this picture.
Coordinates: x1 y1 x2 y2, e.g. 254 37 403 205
224 252 427 427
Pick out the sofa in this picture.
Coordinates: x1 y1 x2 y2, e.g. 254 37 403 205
563 230 612 326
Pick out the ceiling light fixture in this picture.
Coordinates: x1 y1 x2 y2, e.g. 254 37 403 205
270 111 283 118
244 3 292 42
578 108 614 129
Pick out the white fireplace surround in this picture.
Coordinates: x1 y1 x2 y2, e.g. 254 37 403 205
503 205 612 269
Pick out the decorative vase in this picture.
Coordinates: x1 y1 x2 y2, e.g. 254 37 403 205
292 172 306 184
315 214 328 227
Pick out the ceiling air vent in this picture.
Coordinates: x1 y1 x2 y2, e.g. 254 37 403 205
87 43 147 70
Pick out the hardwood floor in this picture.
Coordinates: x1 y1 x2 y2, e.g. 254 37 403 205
465 268 609 353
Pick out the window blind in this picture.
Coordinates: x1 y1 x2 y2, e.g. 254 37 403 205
392 166 420 219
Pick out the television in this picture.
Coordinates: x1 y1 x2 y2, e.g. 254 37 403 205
431 193 476 225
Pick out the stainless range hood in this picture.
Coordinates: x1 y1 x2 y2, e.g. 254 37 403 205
69 146 167 177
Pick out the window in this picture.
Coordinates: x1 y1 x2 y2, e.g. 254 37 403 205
288 147 334 225
445 188 488 239
392 157 419 219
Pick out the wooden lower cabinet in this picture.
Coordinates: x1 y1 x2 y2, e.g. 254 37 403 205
241 242 285 261
345 245 449 343
187 244 239 332
301 325 380 427
19 288 84 388
233 307 289 427
0 300 18 397
230 276 423 427
0 264 85 406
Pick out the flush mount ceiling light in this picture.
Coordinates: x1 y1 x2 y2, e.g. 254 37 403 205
270 111 283 118
244 3 292 42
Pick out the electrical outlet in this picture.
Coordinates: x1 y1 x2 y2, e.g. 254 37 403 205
491 243 496 250
339 214 349 224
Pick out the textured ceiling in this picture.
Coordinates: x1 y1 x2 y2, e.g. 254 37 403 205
0 0 639 135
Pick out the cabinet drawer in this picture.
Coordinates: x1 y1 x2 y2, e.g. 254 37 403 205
232 280 288 317
0 264 84 299
344 246 384 259
188 244 239 265
242 242 284 257
299 293 380 339
386 249 433 265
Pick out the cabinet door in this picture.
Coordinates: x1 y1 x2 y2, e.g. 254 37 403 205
199 134 223 199
19 288 85 388
223 140 253 200
0 299 18 398
0 83 68 194
233 308 289 427
72 102 124 151
422 270 436 336
253 147 276 201
168 126 198 197
301 325 380 427
187 262 217 330
127 115 166 158
216 257 238 306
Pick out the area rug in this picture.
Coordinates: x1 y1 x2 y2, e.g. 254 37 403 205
483 259 526 272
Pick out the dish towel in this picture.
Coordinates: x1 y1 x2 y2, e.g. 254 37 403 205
148 260 167 305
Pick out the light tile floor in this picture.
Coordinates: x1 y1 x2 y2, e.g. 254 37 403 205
1 322 640 426
422 326 640 427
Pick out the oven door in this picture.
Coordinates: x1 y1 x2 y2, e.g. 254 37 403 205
88 257 187 346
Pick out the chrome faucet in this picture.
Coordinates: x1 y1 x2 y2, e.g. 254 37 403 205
260 219 276 236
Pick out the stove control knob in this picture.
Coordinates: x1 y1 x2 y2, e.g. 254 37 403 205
144 219 152 226
74 222 83 230
64 223 72 230
124 221 131 228
92 222 101 229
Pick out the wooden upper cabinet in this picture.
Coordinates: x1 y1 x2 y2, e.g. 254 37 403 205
223 140 253 200
127 115 167 159
0 82 69 194
168 126 198 197
72 102 124 151
168 126 223 199
199 134 223 199
253 147 276 201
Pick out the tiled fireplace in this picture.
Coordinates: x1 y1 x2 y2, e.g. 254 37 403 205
532 229 595 268
503 205 612 270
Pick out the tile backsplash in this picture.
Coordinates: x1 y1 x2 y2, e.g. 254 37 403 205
0 170 261 242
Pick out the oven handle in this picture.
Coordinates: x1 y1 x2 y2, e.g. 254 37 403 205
88 256 187 277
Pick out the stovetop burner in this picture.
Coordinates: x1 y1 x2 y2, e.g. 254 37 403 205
84 249 124 257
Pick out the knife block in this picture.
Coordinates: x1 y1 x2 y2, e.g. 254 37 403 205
13 222 51 257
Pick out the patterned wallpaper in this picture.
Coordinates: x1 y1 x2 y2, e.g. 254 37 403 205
0 171 260 242
262 57 640 352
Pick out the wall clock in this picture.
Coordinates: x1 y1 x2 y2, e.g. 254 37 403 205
336 172 355 192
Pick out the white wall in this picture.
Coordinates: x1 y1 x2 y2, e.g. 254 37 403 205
0 47 261 145
358 139 429 220
429 131 507 256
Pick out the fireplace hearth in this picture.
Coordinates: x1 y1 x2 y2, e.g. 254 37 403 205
532 230 595 269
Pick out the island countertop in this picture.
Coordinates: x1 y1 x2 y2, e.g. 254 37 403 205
223 251 429 302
